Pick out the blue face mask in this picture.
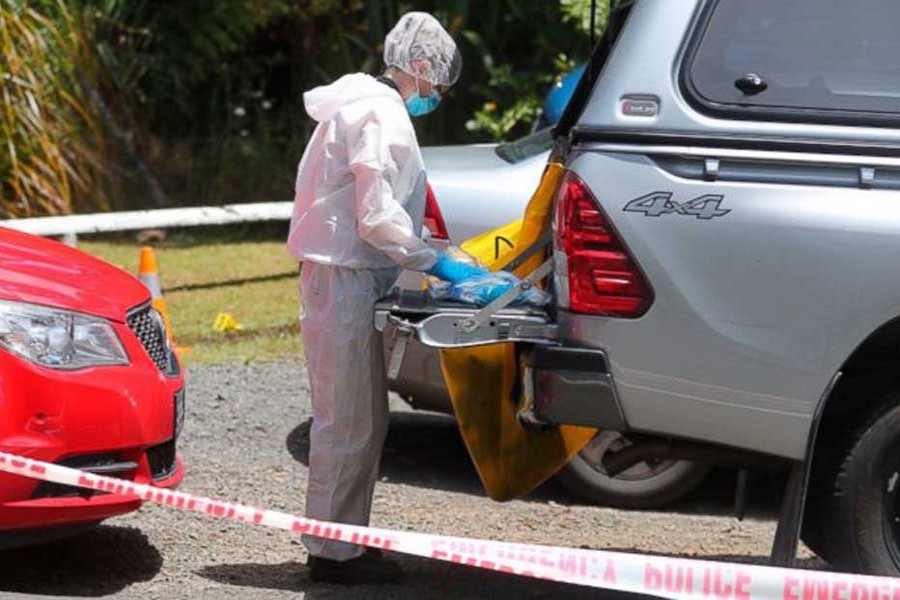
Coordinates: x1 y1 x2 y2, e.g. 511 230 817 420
406 90 441 117
405 88 441 117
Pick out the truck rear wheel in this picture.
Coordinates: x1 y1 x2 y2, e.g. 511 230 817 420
809 398 900 575
556 431 709 509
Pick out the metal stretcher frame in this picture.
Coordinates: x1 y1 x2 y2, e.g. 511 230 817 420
374 243 557 380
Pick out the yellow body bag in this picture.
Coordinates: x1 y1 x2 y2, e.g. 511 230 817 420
439 162 598 501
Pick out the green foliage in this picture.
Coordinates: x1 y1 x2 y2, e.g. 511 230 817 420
560 0 611 37
84 0 288 127
2 0 602 215
0 0 105 217
466 53 579 141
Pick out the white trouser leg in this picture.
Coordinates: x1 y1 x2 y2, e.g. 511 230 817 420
299 262 398 561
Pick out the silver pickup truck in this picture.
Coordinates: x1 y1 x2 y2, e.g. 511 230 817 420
380 0 900 576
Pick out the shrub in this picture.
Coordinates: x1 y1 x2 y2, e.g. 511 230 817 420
0 1 105 217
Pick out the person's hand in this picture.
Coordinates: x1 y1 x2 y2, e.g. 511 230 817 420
427 253 488 284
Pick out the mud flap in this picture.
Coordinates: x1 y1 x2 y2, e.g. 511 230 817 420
440 162 597 501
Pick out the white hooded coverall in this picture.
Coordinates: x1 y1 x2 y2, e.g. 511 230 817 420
288 72 438 560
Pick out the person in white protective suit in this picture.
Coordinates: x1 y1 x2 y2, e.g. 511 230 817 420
287 12 507 585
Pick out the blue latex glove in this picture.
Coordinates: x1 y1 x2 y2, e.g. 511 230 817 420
427 253 488 284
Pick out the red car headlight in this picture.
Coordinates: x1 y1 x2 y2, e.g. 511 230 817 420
0 299 129 370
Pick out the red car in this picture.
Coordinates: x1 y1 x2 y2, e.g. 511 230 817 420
0 228 185 547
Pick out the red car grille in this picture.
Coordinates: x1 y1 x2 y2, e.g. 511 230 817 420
126 304 171 372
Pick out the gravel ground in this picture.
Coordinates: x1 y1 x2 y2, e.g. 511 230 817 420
0 361 826 599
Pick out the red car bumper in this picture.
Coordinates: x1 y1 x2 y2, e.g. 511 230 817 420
0 317 185 532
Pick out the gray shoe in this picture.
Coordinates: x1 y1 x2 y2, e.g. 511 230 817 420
307 550 402 585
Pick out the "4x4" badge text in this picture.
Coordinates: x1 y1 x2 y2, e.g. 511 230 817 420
624 192 730 220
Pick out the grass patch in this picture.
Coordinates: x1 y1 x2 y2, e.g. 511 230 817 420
81 233 301 366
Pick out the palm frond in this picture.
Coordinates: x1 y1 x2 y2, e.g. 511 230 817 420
0 0 105 217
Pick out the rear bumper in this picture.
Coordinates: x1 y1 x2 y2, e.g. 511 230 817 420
379 291 626 428
386 332 627 432
519 346 626 430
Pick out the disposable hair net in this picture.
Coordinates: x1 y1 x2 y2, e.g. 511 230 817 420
384 12 462 86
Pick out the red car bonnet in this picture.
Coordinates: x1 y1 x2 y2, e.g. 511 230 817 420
0 228 149 322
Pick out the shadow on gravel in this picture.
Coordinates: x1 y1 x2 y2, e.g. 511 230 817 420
0 525 161 596
658 467 786 521
199 554 662 599
286 411 786 520
286 412 489 498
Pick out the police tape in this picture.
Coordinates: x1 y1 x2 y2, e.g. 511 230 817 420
1 450 898 600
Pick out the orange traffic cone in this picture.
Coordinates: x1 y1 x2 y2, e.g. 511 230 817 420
138 246 189 355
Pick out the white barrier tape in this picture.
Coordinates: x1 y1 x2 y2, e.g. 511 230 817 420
1 450 899 599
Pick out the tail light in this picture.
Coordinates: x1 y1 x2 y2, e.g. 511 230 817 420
423 184 449 241
553 171 653 317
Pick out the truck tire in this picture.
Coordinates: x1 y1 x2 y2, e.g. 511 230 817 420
556 431 710 509
813 399 900 575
